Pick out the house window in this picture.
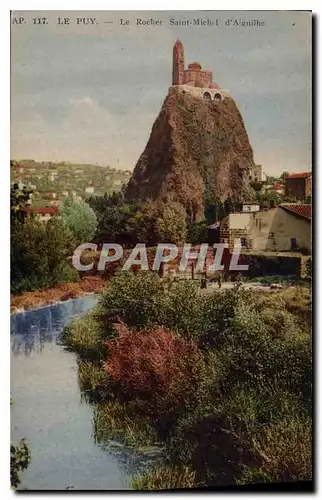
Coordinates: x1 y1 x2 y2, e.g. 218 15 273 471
203 92 211 100
269 232 274 238
214 93 222 100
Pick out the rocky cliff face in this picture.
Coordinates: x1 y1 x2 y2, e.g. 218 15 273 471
125 87 255 220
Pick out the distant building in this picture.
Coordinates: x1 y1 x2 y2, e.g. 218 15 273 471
285 172 312 200
62 190 69 197
220 204 311 253
23 206 58 223
273 183 285 194
85 185 95 194
50 172 58 182
15 165 24 174
249 164 266 183
42 191 57 200
242 202 260 213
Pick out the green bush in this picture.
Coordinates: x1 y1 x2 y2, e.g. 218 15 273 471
11 216 76 294
60 309 105 360
238 415 312 484
11 439 31 489
132 466 196 491
97 271 167 331
93 400 158 448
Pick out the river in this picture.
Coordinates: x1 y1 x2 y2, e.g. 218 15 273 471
10 296 157 491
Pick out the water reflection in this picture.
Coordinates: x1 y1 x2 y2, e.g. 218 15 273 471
11 296 98 357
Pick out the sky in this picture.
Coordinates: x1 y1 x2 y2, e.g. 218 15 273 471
11 10 312 176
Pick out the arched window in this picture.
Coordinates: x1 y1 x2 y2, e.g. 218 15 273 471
214 93 222 101
203 92 211 100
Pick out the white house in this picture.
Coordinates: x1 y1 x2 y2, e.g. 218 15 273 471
242 202 260 213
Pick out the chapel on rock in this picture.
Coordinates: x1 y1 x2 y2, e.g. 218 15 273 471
171 39 230 101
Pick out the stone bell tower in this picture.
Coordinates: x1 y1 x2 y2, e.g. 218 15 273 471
172 39 185 85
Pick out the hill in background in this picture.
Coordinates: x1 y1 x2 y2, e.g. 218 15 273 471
11 160 131 207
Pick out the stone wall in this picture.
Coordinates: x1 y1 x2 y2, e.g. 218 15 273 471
170 85 230 101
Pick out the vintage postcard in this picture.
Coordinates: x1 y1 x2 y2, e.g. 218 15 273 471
10 10 312 491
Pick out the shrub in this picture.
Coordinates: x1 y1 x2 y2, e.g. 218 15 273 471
132 466 196 491
104 323 206 420
97 271 167 331
77 361 109 401
238 415 312 484
93 400 158 448
60 309 105 360
213 302 312 402
163 280 206 339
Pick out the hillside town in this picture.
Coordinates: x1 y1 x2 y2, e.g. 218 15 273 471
10 159 131 209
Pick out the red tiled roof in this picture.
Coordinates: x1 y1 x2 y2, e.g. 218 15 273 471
23 207 58 215
280 204 311 220
285 172 311 179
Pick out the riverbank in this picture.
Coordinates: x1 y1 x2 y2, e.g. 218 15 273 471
10 275 107 313
11 294 148 490
60 272 312 491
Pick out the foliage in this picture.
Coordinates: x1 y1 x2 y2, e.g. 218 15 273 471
187 220 208 244
98 271 167 331
104 322 206 420
59 197 98 245
279 171 290 181
257 190 283 209
64 271 312 489
164 280 208 340
11 216 79 294
132 466 196 491
154 202 188 244
10 182 33 223
11 439 31 489
89 193 188 246
60 309 104 360
238 415 312 484
97 272 211 341
93 400 158 448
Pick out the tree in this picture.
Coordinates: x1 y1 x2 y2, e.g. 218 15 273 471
155 202 188 244
59 197 98 245
11 182 32 223
11 216 77 293
279 171 290 181
257 191 283 209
